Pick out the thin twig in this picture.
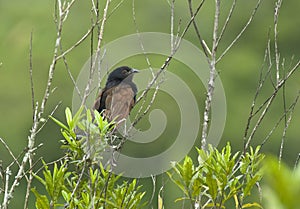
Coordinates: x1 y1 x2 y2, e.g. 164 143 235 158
170 0 175 54
188 0 211 58
24 31 36 209
243 36 272 143
216 0 262 63
244 58 300 151
59 41 82 99
36 101 62 135
23 155 33 209
132 0 154 75
278 91 300 167
70 157 87 201
215 0 237 47
147 175 156 208
40 0 66 117
294 153 300 171
131 78 163 128
0 138 20 169
274 0 287 163
29 31 35 114
274 0 282 84
136 0 204 105
260 92 300 147
81 0 111 106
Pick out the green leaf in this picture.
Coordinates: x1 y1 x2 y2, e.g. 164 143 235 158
65 107 73 129
182 156 194 187
32 172 46 186
31 187 50 209
206 171 218 200
73 106 84 125
167 172 187 195
243 174 260 196
242 202 262 208
49 115 69 131
62 190 70 202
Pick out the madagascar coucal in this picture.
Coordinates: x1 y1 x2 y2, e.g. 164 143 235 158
93 66 139 127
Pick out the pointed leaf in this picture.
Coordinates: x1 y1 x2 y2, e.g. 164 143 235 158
49 115 69 131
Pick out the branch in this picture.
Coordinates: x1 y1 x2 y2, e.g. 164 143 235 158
201 0 220 150
81 0 111 106
188 0 211 58
215 0 237 47
1 1 75 207
24 31 35 209
135 0 204 104
29 31 35 115
260 91 300 147
278 91 300 166
0 138 20 169
244 58 300 151
243 36 272 144
216 0 262 63
274 0 283 84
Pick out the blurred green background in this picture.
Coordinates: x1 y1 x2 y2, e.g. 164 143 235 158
1 0 300 208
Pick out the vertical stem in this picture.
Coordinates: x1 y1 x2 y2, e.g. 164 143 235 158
201 0 220 150
24 31 35 209
274 0 282 84
81 0 111 106
170 0 175 53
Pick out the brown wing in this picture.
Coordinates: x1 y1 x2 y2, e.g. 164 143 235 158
93 84 135 125
107 83 135 124
93 88 113 119
93 89 103 111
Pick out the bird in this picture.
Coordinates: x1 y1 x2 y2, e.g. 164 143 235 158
93 66 139 128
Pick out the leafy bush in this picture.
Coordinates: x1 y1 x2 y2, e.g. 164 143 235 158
168 144 264 209
32 107 146 209
31 107 266 209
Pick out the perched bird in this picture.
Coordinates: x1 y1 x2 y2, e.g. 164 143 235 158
93 66 139 127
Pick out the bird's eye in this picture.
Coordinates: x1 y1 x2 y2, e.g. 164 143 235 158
122 69 129 74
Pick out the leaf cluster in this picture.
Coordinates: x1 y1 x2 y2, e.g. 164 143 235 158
168 143 264 209
32 107 146 209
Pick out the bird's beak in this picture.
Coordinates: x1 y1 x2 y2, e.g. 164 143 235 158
131 68 139 74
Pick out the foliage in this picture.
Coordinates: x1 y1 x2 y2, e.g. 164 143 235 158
168 143 264 209
32 107 146 209
263 157 300 209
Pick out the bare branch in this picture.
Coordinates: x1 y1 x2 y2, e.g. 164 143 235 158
170 0 175 53
294 153 300 171
274 0 283 84
216 0 262 63
0 138 21 169
1 1 76 207
215 0 237 47
188 0 211 58
29 31 35 115
244 57 300 151
132 0 154 75
260 92 299 147
24 32 35 209
201 0 220 150
278 91 300 167
81 0 111 106
136 0 204 105
59 41 82 100
243 36 272 143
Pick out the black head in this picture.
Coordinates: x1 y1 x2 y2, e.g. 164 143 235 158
107 66 139 84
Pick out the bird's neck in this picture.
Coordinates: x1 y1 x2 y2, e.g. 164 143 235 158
106 77 133 89
106 79 121 88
